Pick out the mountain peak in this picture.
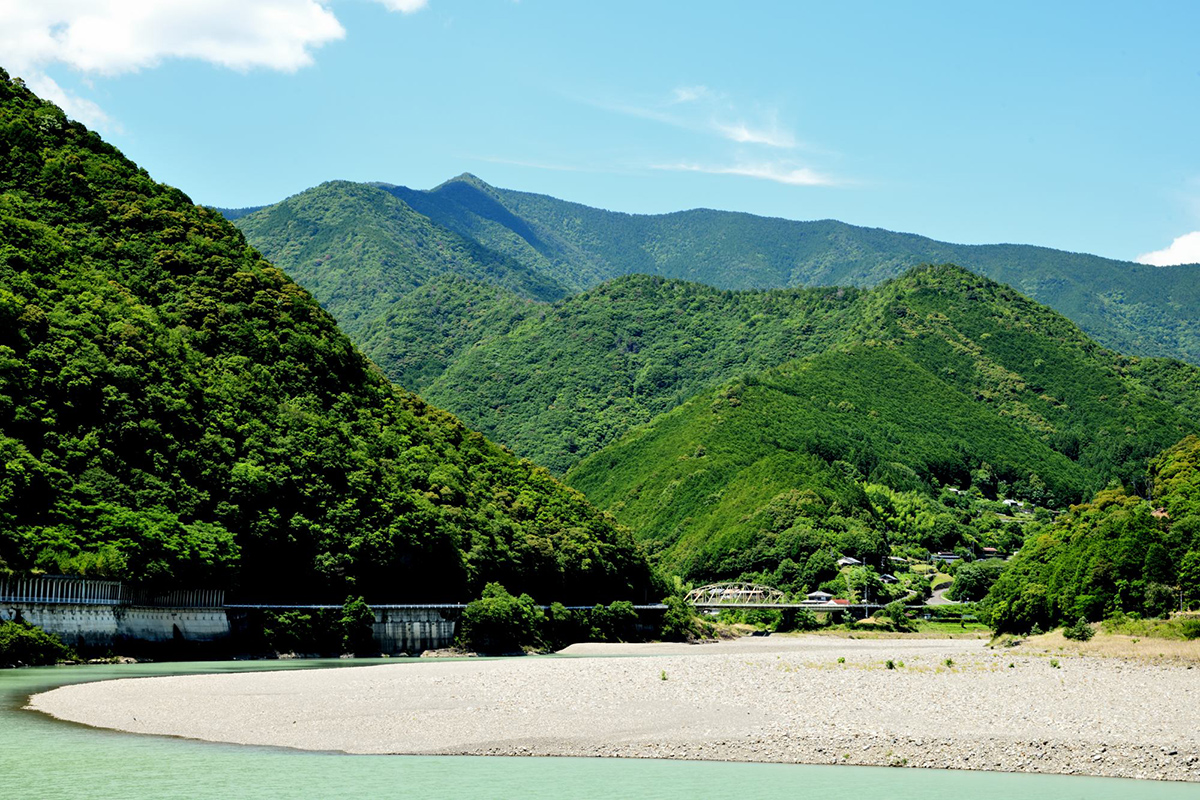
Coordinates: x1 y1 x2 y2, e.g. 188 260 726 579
439 172 492 190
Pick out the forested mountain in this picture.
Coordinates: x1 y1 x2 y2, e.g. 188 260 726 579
0 72 656 604
419 276 866 472
341 265 1199 486
563 266 1200 580
232 180 568 337
232 175 1200 365
985 435 1200 632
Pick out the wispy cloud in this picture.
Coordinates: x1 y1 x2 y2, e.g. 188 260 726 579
652 161 837 187
670 85 712 104
571 84 847 186
713 121 796 149
579 86 801 148
1136 232 1200 266
0 1 426 127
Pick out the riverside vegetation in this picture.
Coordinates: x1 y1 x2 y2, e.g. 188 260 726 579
983 435 1200 633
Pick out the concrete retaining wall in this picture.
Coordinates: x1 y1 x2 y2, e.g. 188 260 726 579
373 607 460 654
1 603 230 649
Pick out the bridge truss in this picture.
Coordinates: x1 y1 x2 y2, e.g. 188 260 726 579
685 582 787 607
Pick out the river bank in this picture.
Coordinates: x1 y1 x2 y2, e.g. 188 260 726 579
29 636 1200 782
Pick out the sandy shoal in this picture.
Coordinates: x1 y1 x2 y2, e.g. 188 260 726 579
29 636 1200 781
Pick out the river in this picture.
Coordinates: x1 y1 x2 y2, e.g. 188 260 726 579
1 659 1194 799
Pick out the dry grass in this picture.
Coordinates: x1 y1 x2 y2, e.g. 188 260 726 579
1008 629 1200 664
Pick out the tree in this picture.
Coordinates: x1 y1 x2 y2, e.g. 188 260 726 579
660 593 703 641
948 559 1006 602
339 596 375 655
457 582 545 653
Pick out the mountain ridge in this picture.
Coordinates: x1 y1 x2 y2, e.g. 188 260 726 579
229 175 1200 367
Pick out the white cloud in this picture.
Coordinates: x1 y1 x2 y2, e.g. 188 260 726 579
0 1 427 126
714 121 795 149
0 2 346 76
652 161 837 187
376 0 429 12
1136 232 1200 266
21 72 113 129
670 85 711 104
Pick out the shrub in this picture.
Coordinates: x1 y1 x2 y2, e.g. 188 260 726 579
883 601 915 632
339 596 376 655
0 620 76 667
457 583 545 653
1180 619 1200 640
779 607 820 632
1061 616 1095 642
545 602 587 650
660 594 702 642
592 601 639 642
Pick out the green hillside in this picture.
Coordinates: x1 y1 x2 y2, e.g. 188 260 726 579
301 174 1198 366
356 275 538 393
985 435 1200 632
0 72 655 604
233 180 568 336
445 175 1200 364
399 266 1196 485
563 267 1200 579
564 346 1085 577
420 275 865 472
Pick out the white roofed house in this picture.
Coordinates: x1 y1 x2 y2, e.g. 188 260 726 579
836 556 862 567
801 590 835 606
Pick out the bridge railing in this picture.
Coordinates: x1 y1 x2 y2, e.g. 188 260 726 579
0 576 223 608
121 587 225 608
0 576 123 606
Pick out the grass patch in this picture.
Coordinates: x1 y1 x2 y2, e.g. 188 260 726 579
1101 613 1200 641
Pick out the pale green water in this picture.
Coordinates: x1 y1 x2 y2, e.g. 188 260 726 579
1 660 1194 799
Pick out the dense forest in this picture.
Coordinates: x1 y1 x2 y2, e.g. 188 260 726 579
562 267 1200 582
0 71 657 604
420 276 865 472
565 345 1084 579
350 266 1200 484
233 174 1200 365
984 435 1200 632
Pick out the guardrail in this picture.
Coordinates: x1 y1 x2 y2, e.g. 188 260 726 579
0 576 223 608
0 576 123 606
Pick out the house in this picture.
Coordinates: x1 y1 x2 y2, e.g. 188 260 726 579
931 551 961 563
980 547 1000 559
879 573 899 584
832 598 850 606
836 556 862 567
800 590 834 606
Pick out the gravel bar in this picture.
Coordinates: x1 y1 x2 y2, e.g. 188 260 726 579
29 637 1200 781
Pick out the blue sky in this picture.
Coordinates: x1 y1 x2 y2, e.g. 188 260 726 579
6 1 1200 264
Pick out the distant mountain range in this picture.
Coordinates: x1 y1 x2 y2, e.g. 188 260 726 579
219 176 1200 584
221 174 1200 365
